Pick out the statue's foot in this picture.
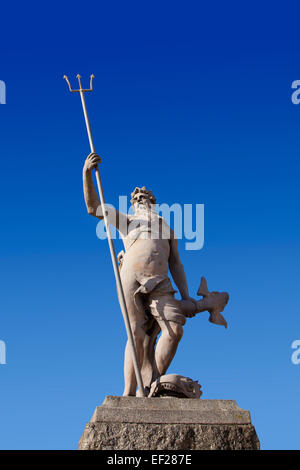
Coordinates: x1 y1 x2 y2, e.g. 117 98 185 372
136 386 150 397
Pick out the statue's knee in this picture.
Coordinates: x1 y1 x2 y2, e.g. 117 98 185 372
163 323 183 343
131 324 145 344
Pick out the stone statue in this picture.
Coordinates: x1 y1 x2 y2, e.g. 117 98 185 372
83 152 229 397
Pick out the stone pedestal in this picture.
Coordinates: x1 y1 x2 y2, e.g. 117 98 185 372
78 396 260 450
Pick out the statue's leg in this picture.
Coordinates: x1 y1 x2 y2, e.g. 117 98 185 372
155 320 183 376
123 314 147 396
148 293 186 377
119 277 148 397
140 319 161 390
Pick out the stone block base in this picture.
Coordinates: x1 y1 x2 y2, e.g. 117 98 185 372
78 396 260 450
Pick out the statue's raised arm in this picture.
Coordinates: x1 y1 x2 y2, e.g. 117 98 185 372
83 153 129 236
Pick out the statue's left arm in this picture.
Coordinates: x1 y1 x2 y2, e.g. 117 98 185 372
169 236 190 300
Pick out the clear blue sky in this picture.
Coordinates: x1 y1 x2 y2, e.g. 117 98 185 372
0 0 300 450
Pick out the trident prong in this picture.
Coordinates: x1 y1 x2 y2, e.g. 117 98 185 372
63 74 95 92
63 75 72 92
90 74 95 91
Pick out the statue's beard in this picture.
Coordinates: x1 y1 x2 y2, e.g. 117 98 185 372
134 202 157 217
136 203 149 212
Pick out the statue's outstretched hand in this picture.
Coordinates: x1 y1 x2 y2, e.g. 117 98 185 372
84 152 102 172
186 311 196 318
181 296 197 318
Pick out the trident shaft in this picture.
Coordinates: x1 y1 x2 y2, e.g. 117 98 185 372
64 74 145 397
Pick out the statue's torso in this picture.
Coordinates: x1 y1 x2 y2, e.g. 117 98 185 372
120 211 172 278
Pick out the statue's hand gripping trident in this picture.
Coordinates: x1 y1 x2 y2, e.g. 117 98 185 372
63 74 146 397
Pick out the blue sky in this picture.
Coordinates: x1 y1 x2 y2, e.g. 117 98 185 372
0 0 300 450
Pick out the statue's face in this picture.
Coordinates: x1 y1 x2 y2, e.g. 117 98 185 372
133 193 153 213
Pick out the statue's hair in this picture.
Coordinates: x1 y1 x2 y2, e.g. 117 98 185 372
130 186 156 206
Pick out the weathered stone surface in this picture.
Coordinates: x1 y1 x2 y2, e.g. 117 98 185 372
90 396 251 425
78 396 260 450
79 422 259 450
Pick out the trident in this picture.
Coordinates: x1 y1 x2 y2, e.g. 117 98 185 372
63 74 145 396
